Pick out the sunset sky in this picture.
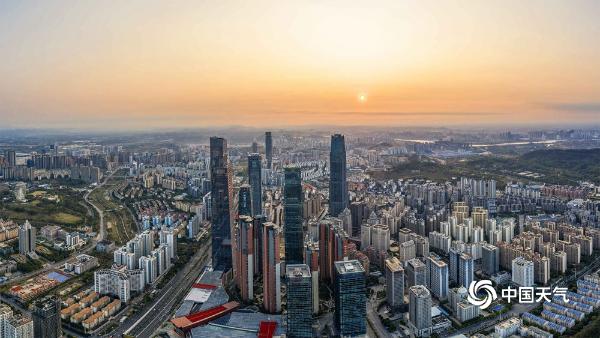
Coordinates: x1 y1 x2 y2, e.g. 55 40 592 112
1 0 600 129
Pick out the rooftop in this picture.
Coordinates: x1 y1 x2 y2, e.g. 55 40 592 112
335 260 365 274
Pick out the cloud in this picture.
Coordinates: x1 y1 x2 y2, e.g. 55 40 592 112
545 102 600 113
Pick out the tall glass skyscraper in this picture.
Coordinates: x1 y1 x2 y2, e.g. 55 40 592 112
32 295 61 338
329 134 348 217
334 260 366 337
238 184 252 216
284 166 304 264
210 137 233 271
265 131 273 169
286 264 313 338
248 153 262 216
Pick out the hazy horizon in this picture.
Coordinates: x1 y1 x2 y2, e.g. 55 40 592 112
2 1 600 129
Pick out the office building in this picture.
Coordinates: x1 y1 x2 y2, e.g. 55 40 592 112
406 258 427 288
319 219 349 282
458 253 474 289
248 153 263 216
409 285 432 337
385 257 404 307
234 216 254 302
449 247 461 283
329 134 348 217
32 295 61 338
263 222 281 313
512 257 534 287
210 137 234 271
305 241 320 314
334 260 366 337
482 243 500 276
265 131 273 169
284 167 304 264
238 184 252 216
18 220 36 255
286 264 313 338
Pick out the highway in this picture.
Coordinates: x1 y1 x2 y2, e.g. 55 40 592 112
109 243 211 337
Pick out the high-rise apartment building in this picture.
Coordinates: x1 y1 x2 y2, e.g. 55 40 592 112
482 243 500 276
18 220 36 255
409 285 432 337
426 254 449 299
512 257 534 287
385 257 404 307
406 258 427 288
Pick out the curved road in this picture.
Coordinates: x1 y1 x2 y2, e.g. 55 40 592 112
83 169 120 242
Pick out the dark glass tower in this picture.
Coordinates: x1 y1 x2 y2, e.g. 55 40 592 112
286 264 313 338
238 184 252 216
334 260 366 336
32 295 61 338
210 137 233 271
329 134 348 217
265 131 273 169
284 166 304 264
248 153 262 216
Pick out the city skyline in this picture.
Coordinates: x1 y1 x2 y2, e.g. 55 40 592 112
2 1 600 129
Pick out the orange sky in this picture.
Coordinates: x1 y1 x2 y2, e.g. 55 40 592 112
1 1 600 129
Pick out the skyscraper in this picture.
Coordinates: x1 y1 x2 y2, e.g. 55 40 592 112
5 150 16 166
262 222 281 313
18 220 36 255
334 260 366 337
284 167 304 264
210 137 234 271
409 285 432 337
265 131 273 169
449 247 461 283
253 215 265 277
319 219 348 282
248 153 263 216
406 258 427 288
32 295 61 338
234 216 254 302
426 254 449 299
238 184 252 217
305 241 320 314
482 243 500 276
385 257 404 307
286 264 313 338
329 134 348 217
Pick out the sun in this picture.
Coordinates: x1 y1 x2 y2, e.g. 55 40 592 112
358 93 367 103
